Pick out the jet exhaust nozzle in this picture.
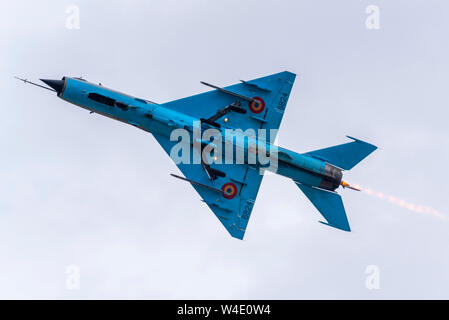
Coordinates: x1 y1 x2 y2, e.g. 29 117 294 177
341 180 361 191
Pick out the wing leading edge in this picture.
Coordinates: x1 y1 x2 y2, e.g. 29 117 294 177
160 71 296 138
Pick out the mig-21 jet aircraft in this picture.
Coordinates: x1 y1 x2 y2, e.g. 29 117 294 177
16 71 376 239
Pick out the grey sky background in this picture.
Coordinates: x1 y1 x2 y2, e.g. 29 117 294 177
1 0 448 299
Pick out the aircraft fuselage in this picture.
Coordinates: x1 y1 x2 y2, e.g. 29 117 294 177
55 77 343 192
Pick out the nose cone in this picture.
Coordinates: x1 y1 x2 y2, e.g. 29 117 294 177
40 79 64 94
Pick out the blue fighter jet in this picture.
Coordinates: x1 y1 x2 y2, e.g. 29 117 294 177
17 72 376 240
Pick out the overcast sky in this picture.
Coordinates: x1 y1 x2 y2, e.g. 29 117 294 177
1 0 448 299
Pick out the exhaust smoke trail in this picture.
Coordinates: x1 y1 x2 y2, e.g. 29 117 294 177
351 184 447 222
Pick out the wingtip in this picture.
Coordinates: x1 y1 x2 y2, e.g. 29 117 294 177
280 70 297 82
319 221 351 232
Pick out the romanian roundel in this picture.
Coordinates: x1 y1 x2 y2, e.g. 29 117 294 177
221 182 238 200
249 97 265 114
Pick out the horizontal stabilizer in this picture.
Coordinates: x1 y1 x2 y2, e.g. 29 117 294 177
305 136 377 170
295 183 351 231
